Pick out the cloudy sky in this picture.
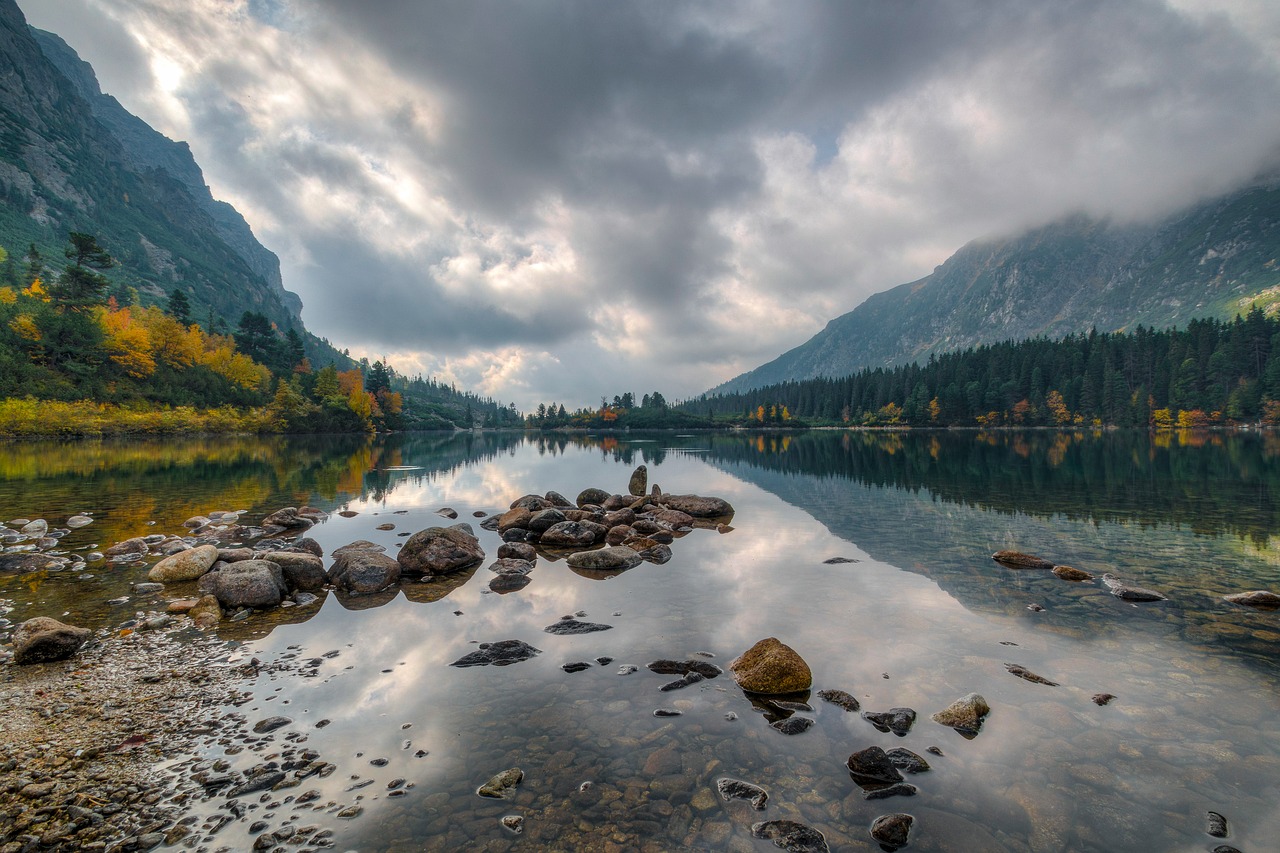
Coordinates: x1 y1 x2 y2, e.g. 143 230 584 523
22 0 1280 410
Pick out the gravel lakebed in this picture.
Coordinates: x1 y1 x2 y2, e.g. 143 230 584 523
0 622 335 853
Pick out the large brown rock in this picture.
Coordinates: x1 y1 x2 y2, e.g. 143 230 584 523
398 526 485 576
658 494 734 518
12 617 91 664
188 594 223 628
263 551 327 592
330 546 401 594
729 638 812 694
208 560 288 609
496 507 532 534
628 465 648 497
148 544 219 582
539 521 600 548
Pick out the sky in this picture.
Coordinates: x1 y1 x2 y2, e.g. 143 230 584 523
21 0 1280 411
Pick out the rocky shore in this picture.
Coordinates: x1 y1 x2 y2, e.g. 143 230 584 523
0 626 249 852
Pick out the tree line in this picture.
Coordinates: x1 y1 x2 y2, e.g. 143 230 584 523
684 308 1280 428
0 233 516 434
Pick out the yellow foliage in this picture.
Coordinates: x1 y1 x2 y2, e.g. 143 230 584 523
0 286 15 305
21 279 49 301
0 398 277 438
200 342 270 390
97 306 156 378
136 307 202 368
9 313 40 342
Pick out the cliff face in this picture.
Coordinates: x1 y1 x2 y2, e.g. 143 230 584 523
0 0 302 328
712 178 1280 395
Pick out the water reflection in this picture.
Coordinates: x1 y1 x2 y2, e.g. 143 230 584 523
2 431 1279 851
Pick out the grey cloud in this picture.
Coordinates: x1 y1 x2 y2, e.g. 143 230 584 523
23 0 1280 409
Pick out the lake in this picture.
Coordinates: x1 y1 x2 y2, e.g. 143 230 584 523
1 429 1278 852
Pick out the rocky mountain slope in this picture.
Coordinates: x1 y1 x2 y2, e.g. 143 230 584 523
712 176 1280 395
0 0 301 329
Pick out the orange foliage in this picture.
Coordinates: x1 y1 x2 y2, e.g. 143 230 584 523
97 306 155 377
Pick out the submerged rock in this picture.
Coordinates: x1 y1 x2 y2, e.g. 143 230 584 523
770 716 814 735
717 777 769 810
846 746 905 788
992 550 1054 569
862 707 916 736
870 813 914 850
1223 590 1280 610
1102 573 1167 602
544 617 613 635
931 692 991 737
1005 663 1059 686
730 637 812 695
13 616 91 664
451 640 541 668
1052 564 1093 581
885 747 931 774
477 768 523 798
750 819 829 853
817 688 860 712
647 659 723 679
1206 810 1229 838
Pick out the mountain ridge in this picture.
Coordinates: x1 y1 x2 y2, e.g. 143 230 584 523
710 175 1280 396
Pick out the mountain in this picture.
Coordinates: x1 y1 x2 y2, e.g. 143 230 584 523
0 0 301 329
711 175 1280 395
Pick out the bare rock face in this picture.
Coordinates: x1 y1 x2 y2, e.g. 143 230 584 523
13 617 91 664
148 544 218 582
398 526 485 576
729 638 812 695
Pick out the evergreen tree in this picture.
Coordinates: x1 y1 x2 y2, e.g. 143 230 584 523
167 289 192 325
51 233 114 310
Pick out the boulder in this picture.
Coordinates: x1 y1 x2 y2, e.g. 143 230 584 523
628 465 648 496
450 640 542 667
509 495 549 512
544 490 573 508
884 748 931 774
292 537 324 557
148 544 219 583
870 814 913 851
1052 564 1093 581
716 778 768 810
817 689 860 712
576 487 610 508
488 558 534 577
862 708 916 736
647 507 696 528
601 494 632 511
398 527 485 576
603 508 637 528
330 547 401 594
1223 590 1280 610
217 547 256 563
992 550 1054 569
264 551 327 592
105 537 149 558
497 541 537 562
845 746 904 788
539 521 599 548
209 560 288 609
261 507 314 531
527 508 567 533
931 692 991 736
566 546 642 571
729 638 812 694
605 524 636 546
333 540 385 555
497 507 532 533
12 617 91 664
658 494 734 518
544 618 613 635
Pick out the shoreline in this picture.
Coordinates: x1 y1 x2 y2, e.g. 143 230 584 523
0 625 251 852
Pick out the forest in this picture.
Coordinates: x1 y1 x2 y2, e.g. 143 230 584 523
0 235 515 435
685 308 1280 428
